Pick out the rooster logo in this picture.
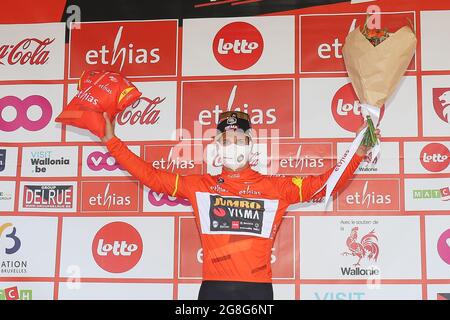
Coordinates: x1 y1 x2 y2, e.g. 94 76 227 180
342 227 379 266
433 88 450 124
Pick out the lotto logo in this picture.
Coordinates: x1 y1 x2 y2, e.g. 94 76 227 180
212 22 264 71
420 143 450 172
92 222 143 273
331 83 384 132
0 95 52 132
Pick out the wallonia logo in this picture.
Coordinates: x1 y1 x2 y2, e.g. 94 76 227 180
212 22 264 71
331 83 385 132
432 88 450 124
92 222 143 273
420 143 450 173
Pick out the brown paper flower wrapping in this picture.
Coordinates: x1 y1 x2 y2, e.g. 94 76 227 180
342 25 417 108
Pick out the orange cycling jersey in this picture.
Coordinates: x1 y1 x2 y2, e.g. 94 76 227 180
106 136 363 283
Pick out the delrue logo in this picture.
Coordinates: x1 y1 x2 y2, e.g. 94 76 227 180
69 21 177 78
272 143 332 175
0 286 32 300
92 221 143 273
0 38 54 66
212 22 263 71
413 187 450 201
432 88 450 124
82 182 138 212
23 184 74 209
338 180 399 211
87 151 123 172
437 228 450 265
28 150 70 174
331 83 385 132
341 226 380 276
182 80 294 139
0 95 52 132
23 184 73 209
420 143 450 172
0 223 28 275
314 291 365 300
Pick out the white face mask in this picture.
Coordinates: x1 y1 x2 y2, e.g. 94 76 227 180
217 142 252 171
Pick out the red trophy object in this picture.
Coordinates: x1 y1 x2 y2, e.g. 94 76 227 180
55 70 142 138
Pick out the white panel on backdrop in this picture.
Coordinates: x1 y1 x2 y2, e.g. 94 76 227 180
0 181 15 212
0 84 63 142
299 76 418 138
287 197 333 212
65 81 177 142
0 282 54 300
404 178 450 211
18 181 77 212
59 217 174 278
404 141 450 174
0 23 65 80
427 284 450 300
300 284 422 300
58 282 173 300
337 142 400 175
420 10 450 71
425 216 450 279
177 283 295 300
182 16 295 76
0 217 58 277
299 216 422 279
421 75 450 137
81 145 141 177
21 146 78 177
0 147 18 177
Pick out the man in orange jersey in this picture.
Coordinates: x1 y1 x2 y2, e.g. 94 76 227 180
101 110 380 300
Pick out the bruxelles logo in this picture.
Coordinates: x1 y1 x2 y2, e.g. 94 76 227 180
432 88 450 124
92 221 143 273
331 83 385 132
209 195 265 235
420 143 450 173
437 228 450 265
212 22 264 71
0 95 52 132
0 223 21 255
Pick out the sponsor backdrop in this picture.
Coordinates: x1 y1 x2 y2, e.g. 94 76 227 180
0 0 449 300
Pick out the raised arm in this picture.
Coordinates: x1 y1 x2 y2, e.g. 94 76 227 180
101 112 190 199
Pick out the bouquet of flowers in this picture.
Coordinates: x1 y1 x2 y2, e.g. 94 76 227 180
342 17 417 150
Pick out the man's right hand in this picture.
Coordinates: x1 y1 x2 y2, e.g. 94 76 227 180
101 112 116 143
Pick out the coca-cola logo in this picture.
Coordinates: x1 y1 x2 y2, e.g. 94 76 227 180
87 151 123 171
331 83 385 132
212 22 264 71
147 190 190 207
0 38 54 66
0 95 52 132
420 143 450 173
432 88 450 124
116 97 163 126
92 222 143 273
